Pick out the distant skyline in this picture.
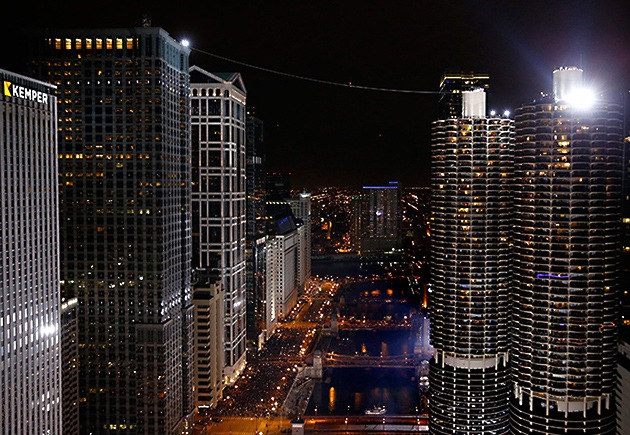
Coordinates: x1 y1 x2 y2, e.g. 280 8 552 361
2 0 628 189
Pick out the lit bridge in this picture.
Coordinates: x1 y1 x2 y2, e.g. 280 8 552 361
323 352 425 368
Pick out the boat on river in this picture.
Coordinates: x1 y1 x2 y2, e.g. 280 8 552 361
364 405 386 415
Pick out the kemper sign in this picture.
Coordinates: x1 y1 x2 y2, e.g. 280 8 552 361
3 80 49 104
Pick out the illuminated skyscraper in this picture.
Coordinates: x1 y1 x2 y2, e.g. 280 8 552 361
430 89 513 434
511 67 623 434
29 27 194 434
1 68 61 435
190 66 247 385
438 70 490 119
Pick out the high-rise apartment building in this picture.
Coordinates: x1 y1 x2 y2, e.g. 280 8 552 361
29 27 194 434
359 181 402 254
192 273 225 409
1 69 62 435
190 66 247 385
511 67 623 434
429 88 513 434
439 70 490 119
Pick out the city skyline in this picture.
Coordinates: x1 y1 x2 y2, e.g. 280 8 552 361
1 0 628 189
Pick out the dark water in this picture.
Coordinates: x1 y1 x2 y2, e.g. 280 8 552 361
306 367 419 416
333 328 415 357
305 273 423 416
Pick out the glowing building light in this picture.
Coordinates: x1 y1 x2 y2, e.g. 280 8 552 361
565 88 596 110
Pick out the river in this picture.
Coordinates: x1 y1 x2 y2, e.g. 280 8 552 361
305 262 427 416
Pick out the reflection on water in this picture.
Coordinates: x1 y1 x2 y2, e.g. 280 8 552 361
305 268 425 416
328 386 336 412
306 367 419 415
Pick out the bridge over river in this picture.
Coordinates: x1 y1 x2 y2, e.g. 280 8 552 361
323 352 427 369
304 414 429 433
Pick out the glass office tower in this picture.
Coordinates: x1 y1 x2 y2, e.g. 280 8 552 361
1 68 61 435
430 89 513 434
511 67 623 434
29 27 194 434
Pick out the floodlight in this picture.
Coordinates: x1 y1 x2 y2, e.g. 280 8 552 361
565 88 596 110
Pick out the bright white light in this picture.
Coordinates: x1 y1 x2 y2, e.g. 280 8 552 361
40 323 57 337
503 110 510 118
490 110 496 117
564 88 596 110
181 39 190 48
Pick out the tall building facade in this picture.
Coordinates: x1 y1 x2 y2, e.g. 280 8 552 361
266 215 303 332
288 192 312 285
190 67 247 385
617 340 630 434
192 273 225 409
1 69 62 435
359 181 402 254
430 89 513 434
60 297 79 435
29 27 194 434
245 110 267 343
438 70 490 119
511 67 623 434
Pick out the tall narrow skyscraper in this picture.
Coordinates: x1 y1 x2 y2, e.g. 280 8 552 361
511 67 623 434
245 110 267 343
190 66 247 385
1 69 61 435
360 181 402 254
288 192 312 285
29 27 194 434
430 89 513 434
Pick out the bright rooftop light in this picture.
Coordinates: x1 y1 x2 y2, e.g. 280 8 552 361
564 87 596 110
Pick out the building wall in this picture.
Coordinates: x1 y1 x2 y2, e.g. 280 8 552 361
29 28 194 434
193 276 225 409
288 193 312 286
61 297 80 435
438 70 490 119
266 231 300 329
511 72 623 434
360 182 402 254
430 111 514 434
265 237 281 336
190 66 247 386
245 113 266 342
1 68 62 435
617 341 630 435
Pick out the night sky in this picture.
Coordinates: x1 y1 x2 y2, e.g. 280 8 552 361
2 0 628 189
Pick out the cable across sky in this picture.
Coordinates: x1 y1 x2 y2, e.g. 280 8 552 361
191 46 440 94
